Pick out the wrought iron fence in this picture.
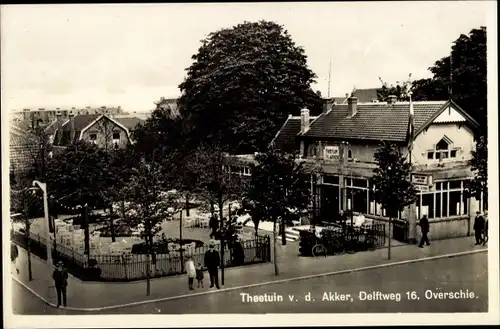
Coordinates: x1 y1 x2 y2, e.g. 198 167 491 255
316 223 386 248
10 230 271 281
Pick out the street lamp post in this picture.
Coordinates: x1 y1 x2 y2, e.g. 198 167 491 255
33 180 52 265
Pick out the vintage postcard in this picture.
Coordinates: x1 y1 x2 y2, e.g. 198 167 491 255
2 2 498 328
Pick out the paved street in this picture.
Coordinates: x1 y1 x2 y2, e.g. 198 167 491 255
12 252 487 314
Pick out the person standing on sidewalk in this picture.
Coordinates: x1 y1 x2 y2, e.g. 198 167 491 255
417 215 430 248
204 242 220 289
52 261 69 307
482 210 488 246
473 211 485 245
185 256 196 290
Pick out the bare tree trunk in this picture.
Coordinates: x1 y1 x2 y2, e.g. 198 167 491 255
388 217 392 260
110 205 116 243
26 229 33 281
218 198 225 286
281 216 287 246
146 250 151 296
254 221 259 237
185 195 190 217
273 218 279 276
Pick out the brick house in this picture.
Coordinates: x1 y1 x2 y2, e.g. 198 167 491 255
52 114 144 150
267 95 483 243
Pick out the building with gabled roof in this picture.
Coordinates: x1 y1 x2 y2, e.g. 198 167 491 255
265 94 484 243
52 114 143 150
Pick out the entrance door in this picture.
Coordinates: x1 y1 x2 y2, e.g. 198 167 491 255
321 185 339 224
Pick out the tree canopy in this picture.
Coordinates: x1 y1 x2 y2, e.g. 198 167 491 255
178 20 322 154
377 27 487 131
469 135 488 209
371 142 417 217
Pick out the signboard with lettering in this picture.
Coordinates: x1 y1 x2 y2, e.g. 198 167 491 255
411 174 432 186
415 185 430 192
324 146 340 161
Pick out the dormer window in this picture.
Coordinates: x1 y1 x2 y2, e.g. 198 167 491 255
427 136 459 160
348 149 353 160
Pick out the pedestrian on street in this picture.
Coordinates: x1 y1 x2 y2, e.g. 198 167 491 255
483 210 488 246
185 256 196 290
204 242 221 289
11 242 19 274
209 215 218 239
473 211 485 245
417 215 430 248
196 262 204 288
52 261 69 307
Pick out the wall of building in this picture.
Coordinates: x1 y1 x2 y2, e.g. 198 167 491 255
80 117 130 149
412 122 475 166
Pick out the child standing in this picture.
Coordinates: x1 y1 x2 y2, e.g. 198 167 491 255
185 257 196 290
196 263 204 288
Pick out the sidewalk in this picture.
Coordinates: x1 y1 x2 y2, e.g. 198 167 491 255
12 236 487 310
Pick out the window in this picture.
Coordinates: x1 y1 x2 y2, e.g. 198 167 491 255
422 193 434 219
323 175 339 185
90 134 97 144
112 132 120 140
243 167 251 176
348 149 352 160
449 191 461 216
449 180 461 189
428 136 459 160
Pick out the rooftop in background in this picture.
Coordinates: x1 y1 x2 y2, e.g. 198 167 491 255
351 88 379 103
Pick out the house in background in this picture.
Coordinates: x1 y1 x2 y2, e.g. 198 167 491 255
52 114 144 150
268 95 482 243
351 88 380 103
10 105 127 124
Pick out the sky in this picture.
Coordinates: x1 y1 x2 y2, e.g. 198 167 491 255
1 2 493 113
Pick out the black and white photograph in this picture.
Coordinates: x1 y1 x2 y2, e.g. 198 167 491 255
2 2 498 327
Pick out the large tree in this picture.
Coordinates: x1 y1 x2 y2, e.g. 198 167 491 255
247 149 311 275
469 135 488 210
125 157 175 296
178 20 322 154
371 142 417 260
377 27 487 131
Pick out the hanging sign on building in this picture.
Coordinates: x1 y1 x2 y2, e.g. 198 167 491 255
324 146 340 161
414 185 430 192
411 174 432 186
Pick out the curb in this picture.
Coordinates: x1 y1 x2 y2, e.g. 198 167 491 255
13 248 487 312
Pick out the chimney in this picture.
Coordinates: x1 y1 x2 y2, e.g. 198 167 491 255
347 97 358 117
387 95 397 105
323 99 333 114
300 108 310 134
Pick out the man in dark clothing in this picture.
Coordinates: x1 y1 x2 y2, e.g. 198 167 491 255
209 215 219 239
417 215 430 248
204 243 220 289
52 261 69 307
483 211 488 246
473 211 485 245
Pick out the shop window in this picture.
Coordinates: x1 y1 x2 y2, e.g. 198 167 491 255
436 182 442 191
442 182 448 190
422 193 434 219
462 192 468 215
435 193 441 218
449 180 461 190
442 193 448 217
353 189 367 214
449 191 461 216
345 178 352 187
